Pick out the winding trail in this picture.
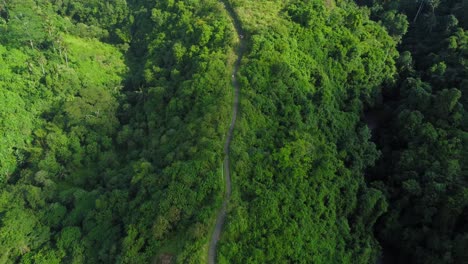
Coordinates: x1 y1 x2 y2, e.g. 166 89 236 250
208 2 245 264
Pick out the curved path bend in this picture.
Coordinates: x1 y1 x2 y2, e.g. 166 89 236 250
208 1 245 264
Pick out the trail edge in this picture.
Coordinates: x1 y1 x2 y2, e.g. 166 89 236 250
208 1 245 264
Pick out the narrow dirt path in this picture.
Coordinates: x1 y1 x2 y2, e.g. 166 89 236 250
208 2 245 264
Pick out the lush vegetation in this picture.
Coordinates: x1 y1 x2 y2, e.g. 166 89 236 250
0 0 235 262
0 0 466 263
218 0 399 263
357 0 468 262
0 1 127 262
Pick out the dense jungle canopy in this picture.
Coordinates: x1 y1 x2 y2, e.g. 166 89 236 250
0 0 466 263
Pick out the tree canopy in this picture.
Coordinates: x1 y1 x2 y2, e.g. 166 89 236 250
0 0 466 263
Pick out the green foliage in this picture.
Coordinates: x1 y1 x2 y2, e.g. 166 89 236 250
1 0 464 263
359 0 468 262
0 0 47 48
217 0 398 263
0 0 127 262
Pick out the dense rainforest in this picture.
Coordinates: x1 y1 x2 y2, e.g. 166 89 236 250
358 0 468 263
0 0 466 264
0 0 235 262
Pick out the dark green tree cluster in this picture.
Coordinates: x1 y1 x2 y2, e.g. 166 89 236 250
218 0 399 263
356 0 468 263
115 0 234 262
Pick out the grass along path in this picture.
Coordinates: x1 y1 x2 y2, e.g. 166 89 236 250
207 1 246 263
